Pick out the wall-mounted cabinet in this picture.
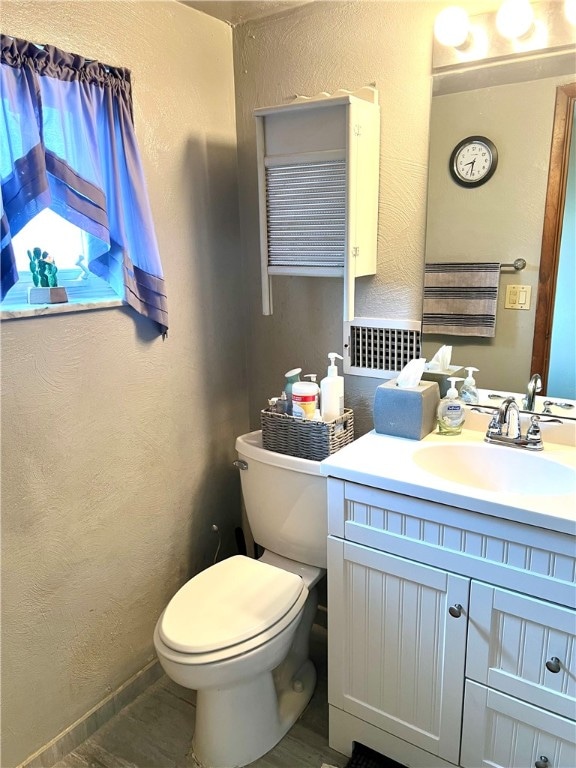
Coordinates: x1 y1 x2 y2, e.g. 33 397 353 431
255 89 380 320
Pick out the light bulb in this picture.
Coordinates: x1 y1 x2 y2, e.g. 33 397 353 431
565 0 576 25
434 6 472 49
496 0 535 40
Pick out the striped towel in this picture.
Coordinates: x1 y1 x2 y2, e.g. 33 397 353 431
422 262 500 337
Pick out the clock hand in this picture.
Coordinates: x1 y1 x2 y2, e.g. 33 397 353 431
463 158 476 176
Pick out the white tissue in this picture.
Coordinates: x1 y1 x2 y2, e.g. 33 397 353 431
396 357 426 388
426 345 452 372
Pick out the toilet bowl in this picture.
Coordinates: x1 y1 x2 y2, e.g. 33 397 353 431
154 431 328 768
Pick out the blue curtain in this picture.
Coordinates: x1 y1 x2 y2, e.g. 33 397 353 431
0 34 168 336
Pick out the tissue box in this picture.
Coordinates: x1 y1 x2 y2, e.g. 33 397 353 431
421 366 463 398
373 379 440 440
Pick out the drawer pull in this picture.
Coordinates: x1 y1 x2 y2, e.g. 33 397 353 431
535 757 549 768
545 656 561 674
448 604 463 618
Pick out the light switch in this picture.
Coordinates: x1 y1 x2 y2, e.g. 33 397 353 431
505 284 531 310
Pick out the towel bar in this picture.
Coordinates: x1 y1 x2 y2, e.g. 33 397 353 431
500 258 526 271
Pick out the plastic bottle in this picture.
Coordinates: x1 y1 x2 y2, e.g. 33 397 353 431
276 391 288 414
292 381 318 420
460 367 479 405
437 377 465 435
284 368 301 416
320 353 344 421
304 373 320 410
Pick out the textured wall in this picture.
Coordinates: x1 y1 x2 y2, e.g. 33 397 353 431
0 2 248 765
233 0 443 435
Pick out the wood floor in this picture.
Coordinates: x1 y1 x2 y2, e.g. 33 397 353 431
52 624 348 768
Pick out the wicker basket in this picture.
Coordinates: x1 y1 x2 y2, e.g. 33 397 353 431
260 408 354 461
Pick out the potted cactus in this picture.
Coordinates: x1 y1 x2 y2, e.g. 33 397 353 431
27 247 68 304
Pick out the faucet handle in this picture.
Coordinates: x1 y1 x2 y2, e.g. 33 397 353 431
526 415 543 444
486 413 502 436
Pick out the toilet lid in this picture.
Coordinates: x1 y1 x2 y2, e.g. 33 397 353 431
159 555 305 654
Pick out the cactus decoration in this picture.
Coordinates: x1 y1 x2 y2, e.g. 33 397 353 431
28 247 59 288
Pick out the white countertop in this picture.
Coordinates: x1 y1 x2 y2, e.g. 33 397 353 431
321 423 576 536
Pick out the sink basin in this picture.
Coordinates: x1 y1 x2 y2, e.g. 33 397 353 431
413 443 576 496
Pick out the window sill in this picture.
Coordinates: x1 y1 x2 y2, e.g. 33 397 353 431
1 296 124 321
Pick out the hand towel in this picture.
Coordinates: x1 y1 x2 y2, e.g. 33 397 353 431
422 262 500 337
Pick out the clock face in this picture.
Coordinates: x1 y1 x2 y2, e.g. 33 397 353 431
449 136 498 187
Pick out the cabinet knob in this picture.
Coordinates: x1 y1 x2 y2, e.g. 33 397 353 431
535 757 549 768
448 604 463 618
545 656 561 674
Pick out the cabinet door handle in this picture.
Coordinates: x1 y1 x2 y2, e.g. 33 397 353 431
545 657 561 674
535 756 549 768
448 604 463 618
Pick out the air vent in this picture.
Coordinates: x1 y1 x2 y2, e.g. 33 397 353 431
344 318 422 378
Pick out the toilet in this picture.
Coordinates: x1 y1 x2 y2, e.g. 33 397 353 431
153 430 327 768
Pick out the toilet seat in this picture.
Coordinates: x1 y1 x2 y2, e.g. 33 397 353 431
158 555 307 660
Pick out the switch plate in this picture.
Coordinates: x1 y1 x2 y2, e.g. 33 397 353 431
505 284 531 310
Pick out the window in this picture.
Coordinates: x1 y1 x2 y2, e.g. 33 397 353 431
1 34 168 335
0 208 118 312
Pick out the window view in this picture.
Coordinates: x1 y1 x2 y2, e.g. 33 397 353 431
1 208 116 309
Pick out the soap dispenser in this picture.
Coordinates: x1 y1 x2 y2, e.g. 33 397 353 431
460 367 479 405
437 377 465 435
320 353 344 421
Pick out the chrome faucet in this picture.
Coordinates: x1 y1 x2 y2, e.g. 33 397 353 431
523 373 542 411
485 396 544 450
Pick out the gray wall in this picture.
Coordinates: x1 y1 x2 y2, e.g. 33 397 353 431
1 2 248 765
422 73 574 394
233 0 444 436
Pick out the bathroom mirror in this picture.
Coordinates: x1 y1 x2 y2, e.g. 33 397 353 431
422 8 576 411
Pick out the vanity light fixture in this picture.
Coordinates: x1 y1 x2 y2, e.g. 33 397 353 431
495 0 536 40
434 6 472 50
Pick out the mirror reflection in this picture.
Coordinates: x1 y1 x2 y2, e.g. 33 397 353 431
422 5 575 413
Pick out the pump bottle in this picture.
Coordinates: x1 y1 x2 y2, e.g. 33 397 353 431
320 353 344 421
436 377 465 435
460 367 479 405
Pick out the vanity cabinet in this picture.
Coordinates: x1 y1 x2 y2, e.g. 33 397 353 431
326 479 576 768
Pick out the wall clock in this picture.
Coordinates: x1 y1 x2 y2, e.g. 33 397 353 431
449 135 498 187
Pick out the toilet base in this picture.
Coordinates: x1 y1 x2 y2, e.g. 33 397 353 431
192 659 316 768
191 587 319 768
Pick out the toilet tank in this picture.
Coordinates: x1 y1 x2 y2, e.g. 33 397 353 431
235 431 327 569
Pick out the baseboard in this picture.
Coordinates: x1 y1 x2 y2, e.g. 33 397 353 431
18 659 163 768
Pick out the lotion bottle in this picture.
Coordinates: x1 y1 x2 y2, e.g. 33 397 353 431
320 353 344 421
460 367 479 405
437 377 465 435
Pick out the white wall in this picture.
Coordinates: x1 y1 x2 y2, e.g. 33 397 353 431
0 2 248 765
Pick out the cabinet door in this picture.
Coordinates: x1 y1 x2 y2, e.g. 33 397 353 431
467 581 576 720
461 680 576 768
328 536 469 765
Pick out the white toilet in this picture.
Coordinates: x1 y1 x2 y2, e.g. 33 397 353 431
153 430 327 768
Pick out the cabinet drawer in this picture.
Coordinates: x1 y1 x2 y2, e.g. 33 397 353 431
461 680 576 768
329 479 576 607
467 582 576 720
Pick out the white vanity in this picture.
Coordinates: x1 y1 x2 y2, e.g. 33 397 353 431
321 417 576 768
